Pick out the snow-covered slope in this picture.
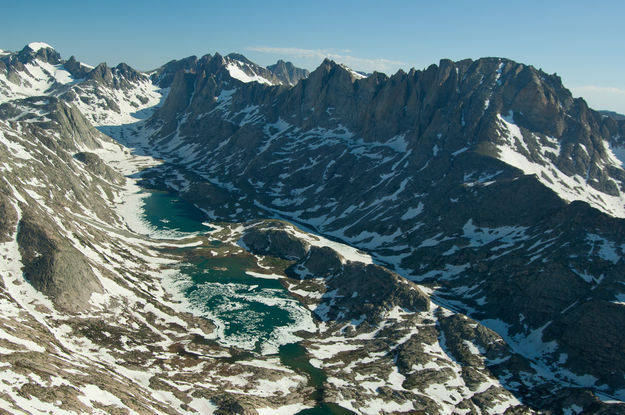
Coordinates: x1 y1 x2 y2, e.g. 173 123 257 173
225 59 274 85
495 111 625 217
0 43 168 126
0 45 76 103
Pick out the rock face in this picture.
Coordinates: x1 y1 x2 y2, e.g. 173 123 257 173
241 224 310 260
266 59 309 86
0 43 164 125
17 212 103 312
0 198 17 243
73 151 124 184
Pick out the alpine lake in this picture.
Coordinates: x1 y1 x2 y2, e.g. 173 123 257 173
140 189 355 415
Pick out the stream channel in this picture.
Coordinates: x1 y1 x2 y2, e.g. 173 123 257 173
139 189 355 414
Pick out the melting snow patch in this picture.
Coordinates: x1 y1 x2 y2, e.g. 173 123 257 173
586 233 620 264
401 202 424 220
462 219 528 249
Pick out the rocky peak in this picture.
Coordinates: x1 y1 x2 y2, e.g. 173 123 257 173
64 55 90 78
151 55 198 88
16 42 62 65
114 62 143 83
81 60 151 91
225 52 255 66
201 53 228 75
266 59 309 86
86 62 114 85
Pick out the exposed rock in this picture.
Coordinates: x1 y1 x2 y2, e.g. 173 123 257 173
64 56 91 79
16 212 103 312
86 62 114 85
544 301 625 387
73 151 125 184
286 245 343 278
3 42 625 413
0 189 17 242
241 224 309 260
140 52 625 400
212 395 259 415
266 59 309 86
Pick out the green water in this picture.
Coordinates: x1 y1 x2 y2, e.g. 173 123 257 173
280 342 327 392
141 190 354 413
141 190 211 233
141 189 314 353
181 255 308 353
280 343 357 415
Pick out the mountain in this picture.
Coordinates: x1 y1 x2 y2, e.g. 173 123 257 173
600 110 625 121
0 42 624 414
267 59 310 86
129 54 625 404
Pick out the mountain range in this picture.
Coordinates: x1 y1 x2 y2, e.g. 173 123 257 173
0 41 624 414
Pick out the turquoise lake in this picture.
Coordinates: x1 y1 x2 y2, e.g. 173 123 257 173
140 190 315 354
140 189 355 414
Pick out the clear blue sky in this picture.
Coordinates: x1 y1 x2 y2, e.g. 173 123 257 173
2 0 624 113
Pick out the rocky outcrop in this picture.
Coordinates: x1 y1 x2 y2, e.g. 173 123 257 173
213 395 259 415
267 59 309 86
74 151 124 184
287 246 343 278
0 188 17 242
63 55 91 79
319 262 430 322
241 224 309 260
3 42 625 412
16 212 102 312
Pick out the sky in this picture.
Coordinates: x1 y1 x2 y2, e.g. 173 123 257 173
2 0 624 114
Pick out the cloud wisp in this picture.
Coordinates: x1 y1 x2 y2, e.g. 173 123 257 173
247 46 406 73
572 85 625 96
570 85 625 114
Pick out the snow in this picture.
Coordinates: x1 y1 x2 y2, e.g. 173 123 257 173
496 112 625 218
452 147 469 156
608 142 625 167
0 131 33 160
0 327 45 353
257 403 312 415
71 78 165 126
78 384 137 414
587 233 620 264
27 42 54 51
275 223 373 264
226 62 273 85
384 134 409 152
340 64 367 80
0 58 76 103
309 342 361 359
400 202 424 220
246 271 284 280
359 398 413 415
462 219 528 249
